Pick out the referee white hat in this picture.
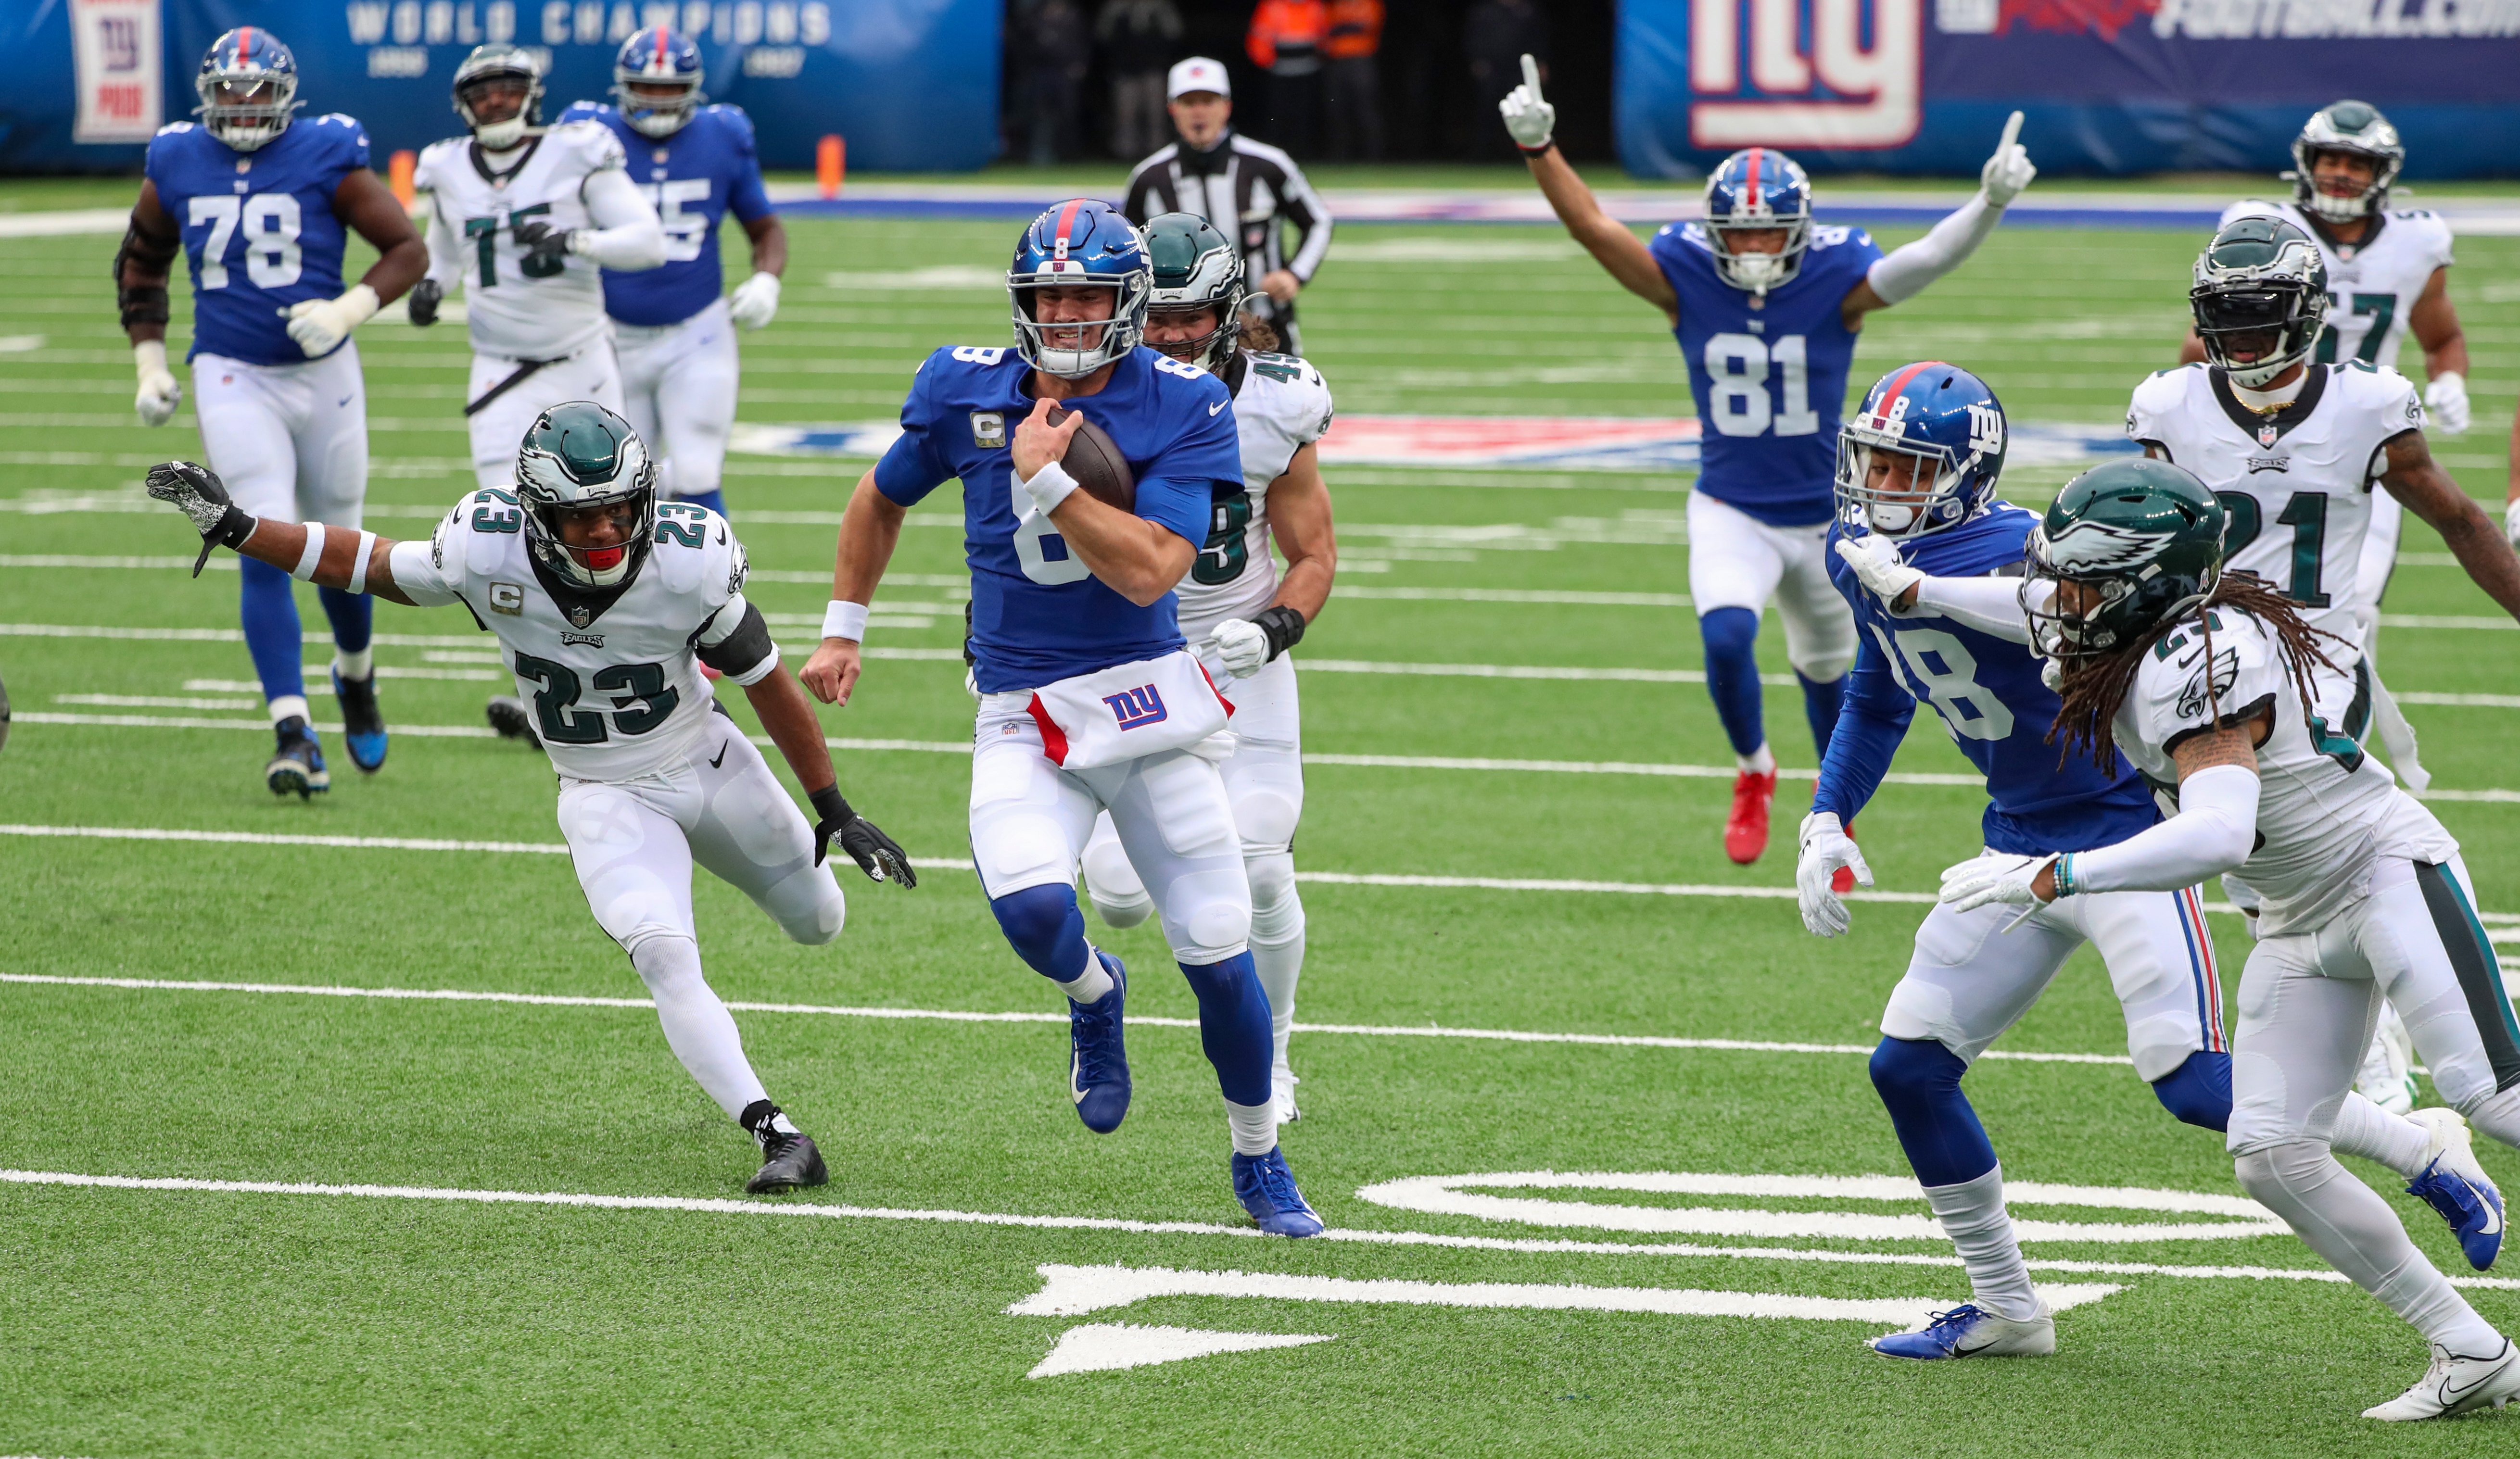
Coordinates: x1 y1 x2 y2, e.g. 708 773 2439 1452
1166 56 1230 100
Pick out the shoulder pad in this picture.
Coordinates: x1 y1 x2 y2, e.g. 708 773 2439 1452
153 121 194 138
555 120 626 168
314 112 362 130
2391 207 2437 221
1811 224 1852 247
2135 608 2281 738
2221 199 2281 226
557 100 607 121
944 344 1009 368
703 104 756 142
651 503 735 602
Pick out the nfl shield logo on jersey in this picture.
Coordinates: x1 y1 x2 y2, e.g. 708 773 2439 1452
2257 421 2279 447
569 605 593 628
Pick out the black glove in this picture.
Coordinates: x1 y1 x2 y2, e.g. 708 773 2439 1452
1252 604 1308 662
145 460 256 578
810 786 917 888
407 277 442 327
512 221 576 264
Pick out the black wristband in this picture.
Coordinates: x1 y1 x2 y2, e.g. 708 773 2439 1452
1517 139 1556 158
1253 604 1307 662
214 504 257 549
809 786 853 826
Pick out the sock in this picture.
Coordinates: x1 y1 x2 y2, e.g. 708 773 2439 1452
1797 670 1847 763
2237 1140 2502 1352
2148 1050 2232 1132
1059 950 1115 1005
333 647 374 681
1737 743 1776 776
1246 852 1305 1085
318 583 372 664
1227 1099 1278 1156
628 935 769 1120
2331 1091 2432 1177
2459 1085 2520 1152
238 557 305 712
1180 952 1273 1108
266 695 311 728
678 488 728 518
1924 1165 2043 1321
737 1098 801 1143
1698 606 1766 757
989 883 1100 995
1869 1037 1999 1186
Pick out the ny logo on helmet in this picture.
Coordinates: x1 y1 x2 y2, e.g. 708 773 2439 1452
1966 402 2004 456
1685 0 1921 149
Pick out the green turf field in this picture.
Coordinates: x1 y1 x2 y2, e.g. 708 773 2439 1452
4 179 2520 1457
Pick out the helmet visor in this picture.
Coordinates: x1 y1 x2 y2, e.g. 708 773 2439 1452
2193 284 2311 372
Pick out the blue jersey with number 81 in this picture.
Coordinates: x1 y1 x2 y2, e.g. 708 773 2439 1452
145 113 367 366
875 345 1242 693
1650 221 1880 528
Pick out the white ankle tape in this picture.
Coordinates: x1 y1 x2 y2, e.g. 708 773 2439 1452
291 522 327 582
349 530 378 593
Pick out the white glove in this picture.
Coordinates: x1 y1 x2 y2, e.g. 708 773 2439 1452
1795 812 1873 938
1978 111 2036 209
1833 534 1923 608
1497 54 1555 152
283 283 380 358
2423 371 2470 436
728 271 783 330
1937 851 2060 914
2505 497 2520 553
1204 617 1272 679
133 339 180 427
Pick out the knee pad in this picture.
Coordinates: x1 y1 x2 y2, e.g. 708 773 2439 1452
1229 783 1302 858
1698 605 1760 664
990 882 1089 981
1079 831 1154 929
1867 1036 1997 1188
2150 1050 2233 1132
1245 850 1304 943
1160 866 1252 965
1870 1035 1967 1101
766 866 845 946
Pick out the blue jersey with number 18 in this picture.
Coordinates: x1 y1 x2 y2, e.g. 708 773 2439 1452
874 344 1242 693
144 113 368 365
1650 221 1881 528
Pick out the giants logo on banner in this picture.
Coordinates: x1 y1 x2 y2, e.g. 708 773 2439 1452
71 0 162 144
1687 0 1921 150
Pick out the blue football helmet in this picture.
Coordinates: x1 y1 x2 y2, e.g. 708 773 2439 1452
195 27 301 153
1835 362 2008 539
614 28 707 138
1009 200 1152 379
1702 148 1813 294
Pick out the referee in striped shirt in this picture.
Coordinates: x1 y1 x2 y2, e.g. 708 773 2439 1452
1121 56 1333 354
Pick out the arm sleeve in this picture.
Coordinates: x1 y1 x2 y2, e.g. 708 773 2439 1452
1864 194 2001 307
695 592 780 685
422 194 464 291
1908 573 2035 643
386 523 466 608
576 164 668 271
725 112 773 222
1810 631 1916 824
2063 763 2260 893
1279 161 1333 283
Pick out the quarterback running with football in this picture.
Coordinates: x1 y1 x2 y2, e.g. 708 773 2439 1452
559 27 786 521
1815 368 2478 1362
409 45 665 491
1500 56 2034 866
146 403 916 1195
800 200 1324 1236
1078 212 1339 1125
1913 461 2520 1418
118 28 428 795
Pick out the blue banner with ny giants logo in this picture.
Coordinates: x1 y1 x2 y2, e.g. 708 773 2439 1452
1616 0 2520 177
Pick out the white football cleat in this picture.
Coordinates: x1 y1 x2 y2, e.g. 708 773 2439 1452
2362 1339 2520 1420
2356 1006 2419 1115
1273 1069 1302 1125
1868 1301 2055 1359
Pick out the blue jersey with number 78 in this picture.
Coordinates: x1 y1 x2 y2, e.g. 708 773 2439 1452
1650 221 1881 528
144 113 367 365
874 344 1242 693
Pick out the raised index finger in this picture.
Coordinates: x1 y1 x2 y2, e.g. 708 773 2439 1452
1520 53 1543 97
1997 110 2023 155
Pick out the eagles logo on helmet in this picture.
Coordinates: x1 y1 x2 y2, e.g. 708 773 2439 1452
194 28 302 153
2024 457 2227 661
514 402 658 590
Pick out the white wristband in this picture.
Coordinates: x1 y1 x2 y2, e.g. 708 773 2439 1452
1018 460 1079 516
349 530 379 593
133 338 169 377
291 522 328 582
822 600 870 642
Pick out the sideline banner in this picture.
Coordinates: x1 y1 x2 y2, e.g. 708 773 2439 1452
71 0 165 144
1616 0 2520 177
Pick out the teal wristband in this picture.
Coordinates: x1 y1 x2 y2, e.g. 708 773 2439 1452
2053 854 2077 899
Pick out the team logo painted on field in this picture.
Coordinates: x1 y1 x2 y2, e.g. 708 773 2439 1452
1104 685 1168 730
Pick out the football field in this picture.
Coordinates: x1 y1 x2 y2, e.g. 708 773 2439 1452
7 176 2520 1455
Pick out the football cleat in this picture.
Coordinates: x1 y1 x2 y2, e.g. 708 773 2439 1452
486 694 543 749
746 1129 828 1194
2362 1339 2520 1421
1868 1302 2055 1359
331 668 388 773
1231 1146 1324 1236
1273 1069 1302 1125
1833 820 1860 894
2406 1107 2505 1271
1068 950 1131 1134
1725 769 1776 865
2356 1006 2419 1116
266 716 329 799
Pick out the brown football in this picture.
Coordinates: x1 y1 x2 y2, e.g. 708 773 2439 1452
1047 405 1135 511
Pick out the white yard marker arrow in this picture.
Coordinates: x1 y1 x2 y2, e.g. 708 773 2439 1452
1026 1323 1336 1378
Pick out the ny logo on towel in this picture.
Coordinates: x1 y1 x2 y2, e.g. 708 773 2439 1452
1103 685 1169 730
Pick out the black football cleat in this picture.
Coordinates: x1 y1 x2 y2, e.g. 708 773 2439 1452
746 1130 828 1194
332 668 388 773
485 694 542 749
266 716 330 799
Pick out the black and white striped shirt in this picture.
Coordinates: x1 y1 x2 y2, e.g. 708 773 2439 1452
1121 131 1333 339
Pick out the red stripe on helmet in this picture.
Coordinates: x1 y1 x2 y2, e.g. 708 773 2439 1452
1879 360 1946 411
1051 198 1084 258
1744 148 1761 211
655 26 670 70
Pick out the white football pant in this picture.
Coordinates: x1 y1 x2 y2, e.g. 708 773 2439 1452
190 346 369 528
467 343 626 490
972 694 1252 966
1686 490 1857 683
614 297 739 504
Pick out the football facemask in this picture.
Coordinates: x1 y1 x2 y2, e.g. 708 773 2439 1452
194 29 302 153
515 402 658 590
454 45 545 150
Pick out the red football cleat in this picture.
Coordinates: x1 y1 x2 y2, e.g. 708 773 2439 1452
1833 820 1861 893
1725 769 1777 865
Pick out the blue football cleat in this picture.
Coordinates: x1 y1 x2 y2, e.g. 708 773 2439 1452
1232 1146 1324 1237
332 669 387 773
266 716 329 799
1067 951 1130 1134
1868 1303 2054 1359
2407 1108 2505 1271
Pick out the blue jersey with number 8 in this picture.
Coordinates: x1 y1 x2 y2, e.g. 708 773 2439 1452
875 345 1241 693
145 113 367 366
1650 220 1880 528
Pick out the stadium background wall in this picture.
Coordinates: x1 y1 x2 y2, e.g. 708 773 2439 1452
1617 0 2520 178
1 0 998 173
